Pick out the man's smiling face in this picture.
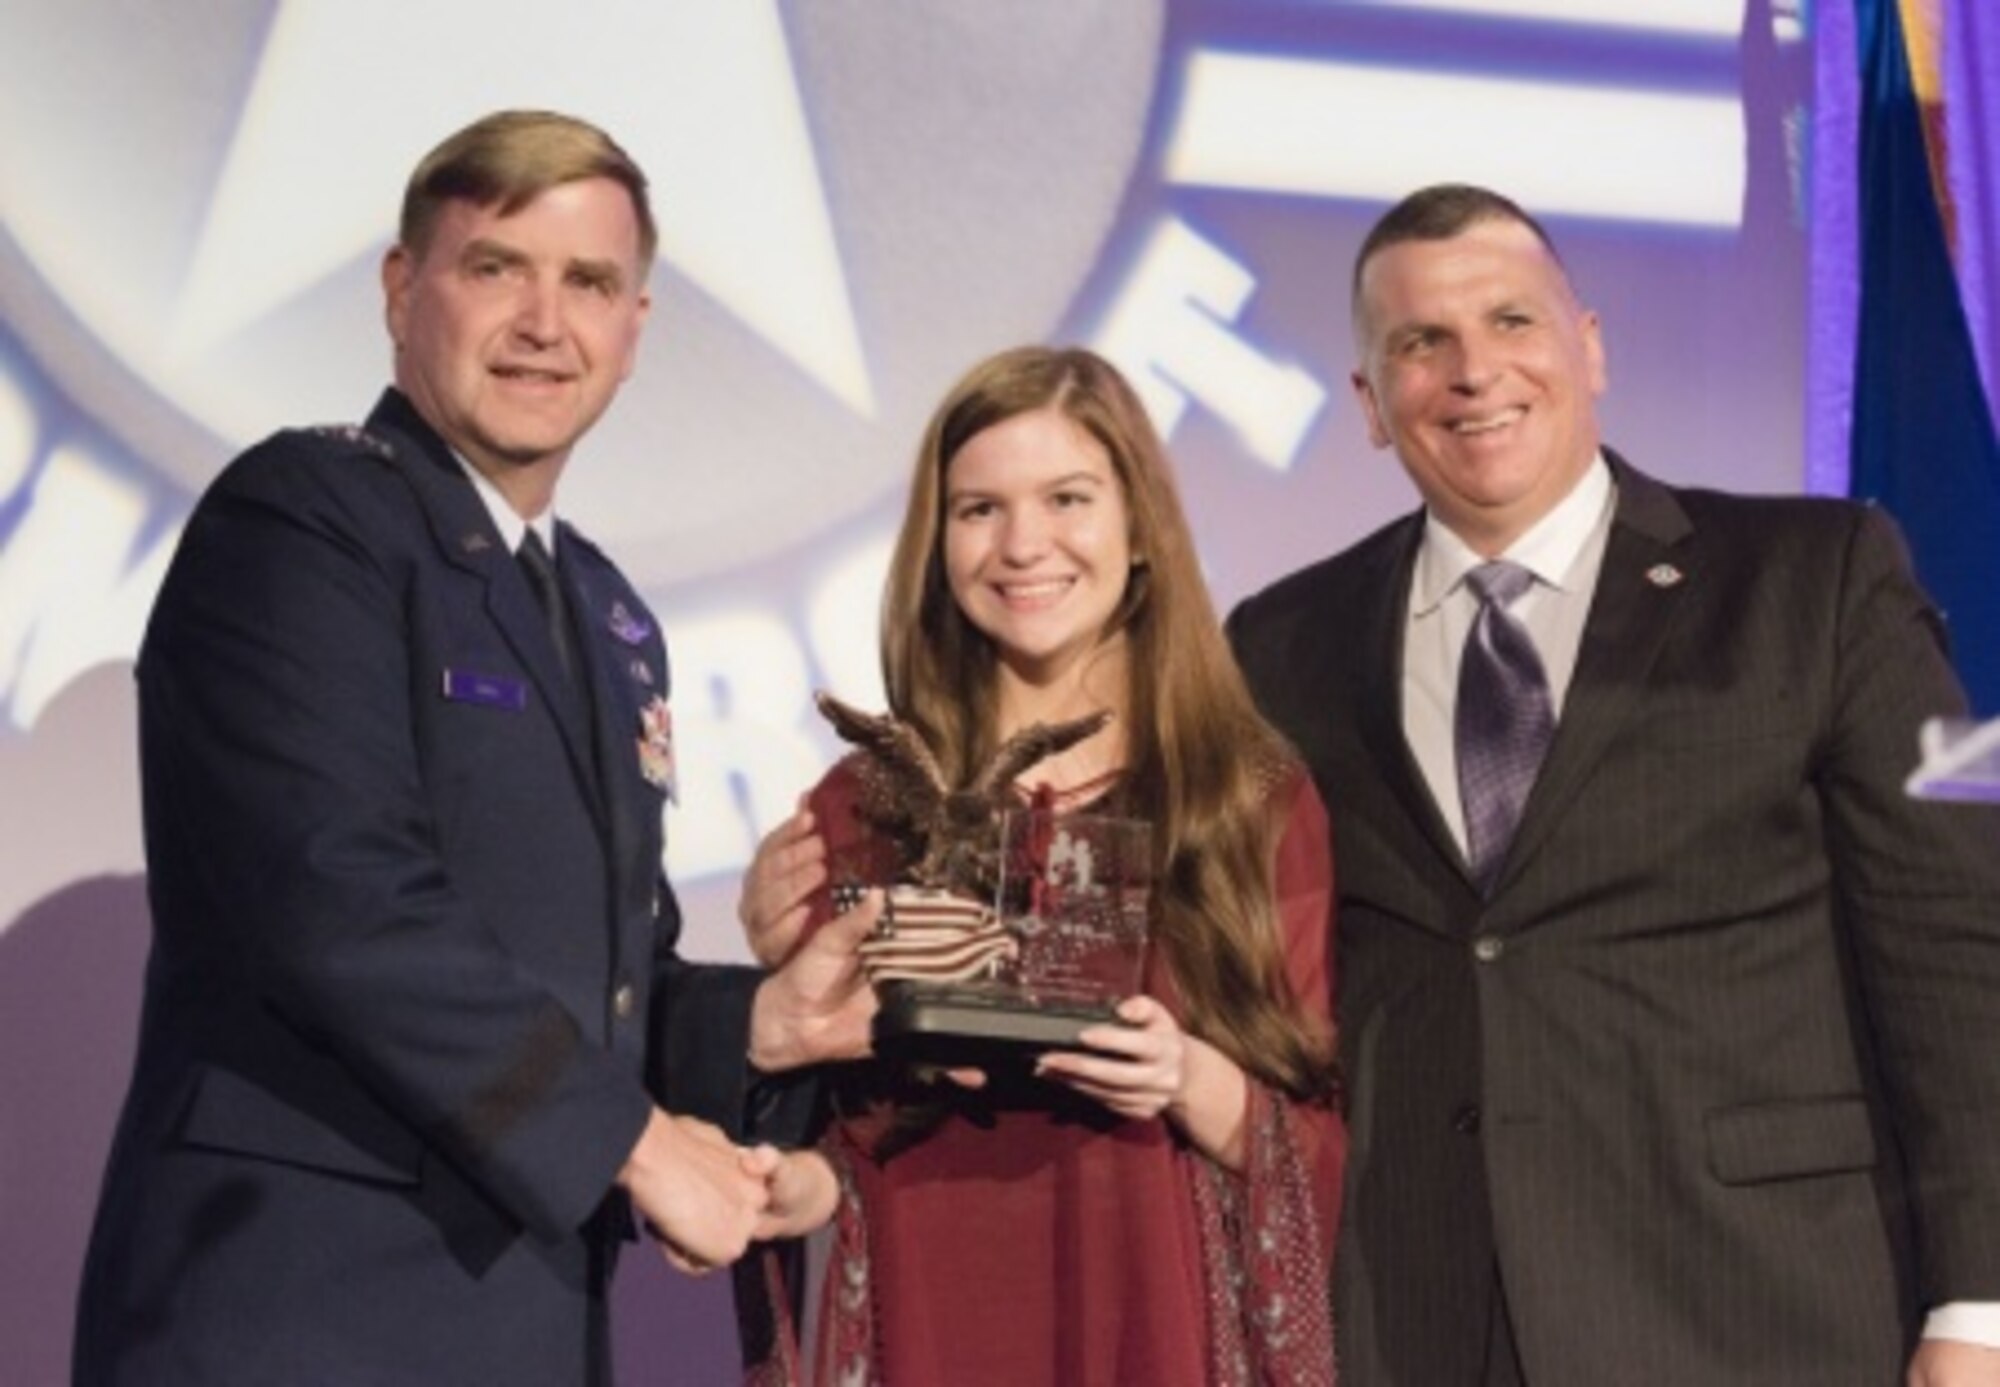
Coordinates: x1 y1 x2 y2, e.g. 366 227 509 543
383 176 651 487
1351 216 1606 556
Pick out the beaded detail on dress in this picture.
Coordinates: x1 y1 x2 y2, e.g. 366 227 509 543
1190 1083 1338 1386
817 1133 881 1387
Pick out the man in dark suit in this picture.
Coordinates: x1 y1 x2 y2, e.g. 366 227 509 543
1227 185 2000 1386
73 110 871 1385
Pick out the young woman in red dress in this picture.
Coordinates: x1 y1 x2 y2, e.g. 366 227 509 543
743 346 1343 1385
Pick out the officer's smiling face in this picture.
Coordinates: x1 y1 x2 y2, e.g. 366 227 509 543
383 177 651 489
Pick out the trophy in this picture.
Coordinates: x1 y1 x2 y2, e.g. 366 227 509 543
816 692 1154 1063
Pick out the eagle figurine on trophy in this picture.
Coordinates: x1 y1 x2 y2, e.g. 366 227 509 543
813 690 1134 1059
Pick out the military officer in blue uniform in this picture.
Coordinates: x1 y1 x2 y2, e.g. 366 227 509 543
73 109 872 1386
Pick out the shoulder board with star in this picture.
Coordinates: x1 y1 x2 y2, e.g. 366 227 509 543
296 422 396 460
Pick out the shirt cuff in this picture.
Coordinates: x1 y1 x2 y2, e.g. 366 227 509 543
1924 1303 2000 1348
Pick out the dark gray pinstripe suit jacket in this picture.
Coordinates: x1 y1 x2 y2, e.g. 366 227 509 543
1227 455 2000 1386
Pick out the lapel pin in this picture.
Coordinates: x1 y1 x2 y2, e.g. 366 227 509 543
630 658 654 686
1645 563 1684 589
460 532 492 554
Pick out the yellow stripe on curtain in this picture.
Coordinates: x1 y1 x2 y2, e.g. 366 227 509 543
1899 0 1959 252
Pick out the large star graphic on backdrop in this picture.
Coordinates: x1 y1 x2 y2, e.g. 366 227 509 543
167 0 874 414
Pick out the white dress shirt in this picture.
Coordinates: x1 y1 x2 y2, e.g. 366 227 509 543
1401 456 1614 856
454 455 556 558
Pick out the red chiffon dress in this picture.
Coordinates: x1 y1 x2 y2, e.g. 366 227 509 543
761 758 1344 1387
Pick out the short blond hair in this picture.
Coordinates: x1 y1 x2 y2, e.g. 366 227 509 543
399 109 657 266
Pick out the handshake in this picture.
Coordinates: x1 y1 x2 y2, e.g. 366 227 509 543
617 1109 837 1275
620 881 887 1274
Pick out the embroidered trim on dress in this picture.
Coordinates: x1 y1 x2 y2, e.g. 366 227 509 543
1190 1083 1338 1386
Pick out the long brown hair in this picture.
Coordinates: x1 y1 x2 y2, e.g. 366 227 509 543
881 346 1333 1100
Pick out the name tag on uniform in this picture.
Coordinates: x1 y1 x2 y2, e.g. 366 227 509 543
441 669 527 711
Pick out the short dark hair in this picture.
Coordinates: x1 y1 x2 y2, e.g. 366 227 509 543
399 110 657 267
1350 183 1565 307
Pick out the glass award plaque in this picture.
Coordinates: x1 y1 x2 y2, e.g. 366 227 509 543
868 809 1153 1063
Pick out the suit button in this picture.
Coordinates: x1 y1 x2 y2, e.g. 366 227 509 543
1451 1103 1483 1135
612 981 637 1021
1472 934 1504 963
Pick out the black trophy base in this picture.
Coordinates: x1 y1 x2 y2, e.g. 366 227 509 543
871 980 1118 1066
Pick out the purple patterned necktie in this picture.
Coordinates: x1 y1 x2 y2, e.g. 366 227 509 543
1456 561 1553 894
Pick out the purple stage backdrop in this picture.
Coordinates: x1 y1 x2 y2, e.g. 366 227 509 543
0 3 1810 1382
